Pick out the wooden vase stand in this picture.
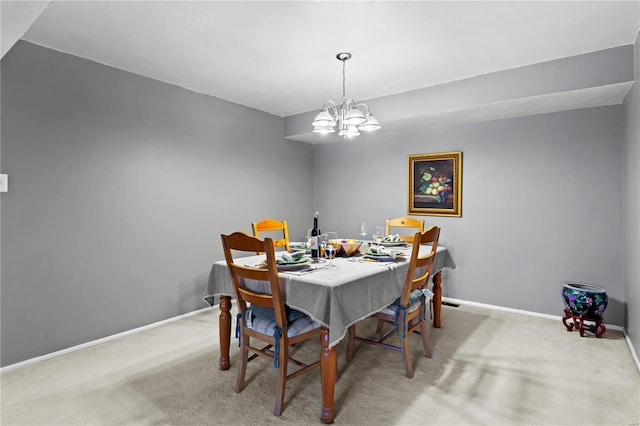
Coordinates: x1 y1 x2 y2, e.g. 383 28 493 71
562 308 606 337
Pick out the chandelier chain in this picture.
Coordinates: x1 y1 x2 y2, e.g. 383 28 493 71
342 59 346 100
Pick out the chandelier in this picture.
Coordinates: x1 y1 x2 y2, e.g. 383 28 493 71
312 52 381 138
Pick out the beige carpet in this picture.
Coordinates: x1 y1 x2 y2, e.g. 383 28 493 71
1 304 639 425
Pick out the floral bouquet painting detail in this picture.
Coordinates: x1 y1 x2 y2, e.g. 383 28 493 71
418 165 453 204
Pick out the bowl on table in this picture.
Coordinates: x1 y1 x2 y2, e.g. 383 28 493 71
333 239 363 257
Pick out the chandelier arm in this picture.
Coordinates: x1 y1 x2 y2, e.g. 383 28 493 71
344 98 355 110
321 100 339 120
355 103 371 115
323 99 337 109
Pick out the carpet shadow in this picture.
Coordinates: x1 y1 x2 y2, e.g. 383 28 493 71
114 305 488 425
330 305 489 424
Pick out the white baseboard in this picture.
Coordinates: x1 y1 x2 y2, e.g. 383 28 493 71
0 307 214 373
624 332 640 373
444 297 565 322
4 300 639 374
443 297 639 372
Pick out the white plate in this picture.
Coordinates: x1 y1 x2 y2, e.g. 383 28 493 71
277 261 311 271
256 257 311 271
364 254 405 262
377 241 407 247
364 249 405 262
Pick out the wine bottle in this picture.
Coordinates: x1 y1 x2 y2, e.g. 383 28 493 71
310 211 321 260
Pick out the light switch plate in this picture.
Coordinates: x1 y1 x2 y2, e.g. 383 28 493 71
0 174 7 192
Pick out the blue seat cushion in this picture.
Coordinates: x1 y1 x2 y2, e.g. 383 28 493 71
249 304 308 323
380 289 433 317
246 312 320 338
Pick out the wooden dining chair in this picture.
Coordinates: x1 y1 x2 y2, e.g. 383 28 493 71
251 218 290 253
221 231 321 416
347 226 440 378
385 216 425 243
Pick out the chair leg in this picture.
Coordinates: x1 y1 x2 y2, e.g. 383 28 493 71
375 319 385 341
419 318 433 358
347 325 356 361
402 331 414 379
236 332 248 393
274 341 288 416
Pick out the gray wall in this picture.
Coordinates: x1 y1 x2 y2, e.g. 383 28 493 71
1 40 634 367
314 106 625 325
623 31 640 362
0 42 314 366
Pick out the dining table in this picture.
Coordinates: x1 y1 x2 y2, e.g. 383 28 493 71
204 243 456 423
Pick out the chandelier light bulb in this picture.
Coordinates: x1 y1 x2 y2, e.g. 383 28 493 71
313 125 336 134
344 108 367 126
359 114 381 131
312 110 336 127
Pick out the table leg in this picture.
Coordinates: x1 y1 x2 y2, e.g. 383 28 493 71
320 327 336 424
219 295 232 370
432 271 442 328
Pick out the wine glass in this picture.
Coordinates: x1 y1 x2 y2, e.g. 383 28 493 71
324 232 338 267
359 222 368 241
373 226 384 245
304 228 314 251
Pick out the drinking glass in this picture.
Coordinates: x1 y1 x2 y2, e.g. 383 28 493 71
324 232 338 267
373 226 384 245
359 222 368 240
300 236 310 251
304 228 314 251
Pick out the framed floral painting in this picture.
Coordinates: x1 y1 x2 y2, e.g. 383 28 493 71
408 151 462 217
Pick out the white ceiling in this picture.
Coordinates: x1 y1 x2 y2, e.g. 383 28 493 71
3 1 640 118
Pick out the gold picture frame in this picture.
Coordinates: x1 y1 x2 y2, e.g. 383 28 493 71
408 151 462 217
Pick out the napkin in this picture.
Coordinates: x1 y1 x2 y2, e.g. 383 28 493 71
289 241 308 250
383 234 401 242
367 246 397 259
276 251 306 264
